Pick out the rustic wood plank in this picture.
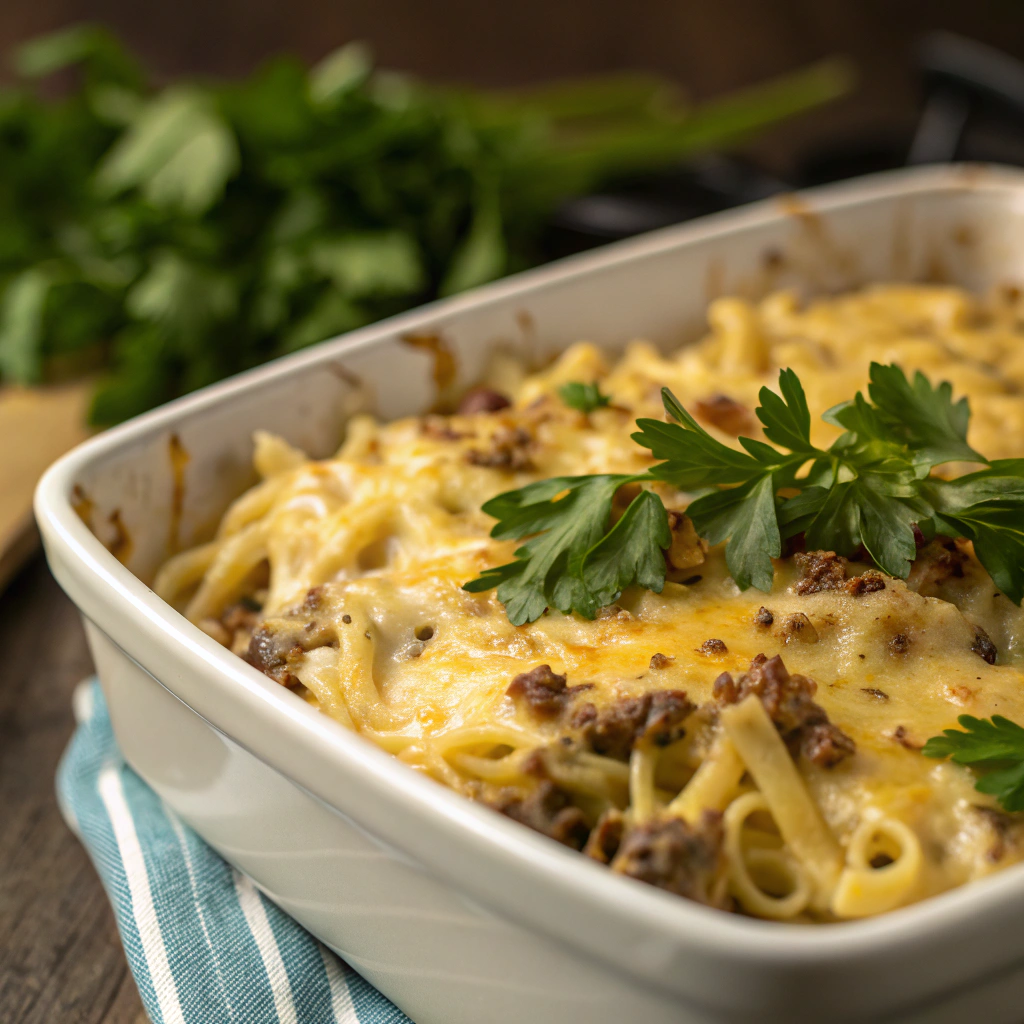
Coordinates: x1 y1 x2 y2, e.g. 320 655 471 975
0 382 92 593
0 557 146 1024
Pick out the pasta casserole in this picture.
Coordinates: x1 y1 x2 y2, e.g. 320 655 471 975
155 284 1024 922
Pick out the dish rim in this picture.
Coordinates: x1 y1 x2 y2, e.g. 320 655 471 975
34 162 1024 981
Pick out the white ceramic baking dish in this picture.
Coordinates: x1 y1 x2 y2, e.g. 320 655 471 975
35 165 1024 1024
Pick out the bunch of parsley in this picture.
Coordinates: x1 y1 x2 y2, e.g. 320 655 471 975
465 363 1024 624
0 26 850 424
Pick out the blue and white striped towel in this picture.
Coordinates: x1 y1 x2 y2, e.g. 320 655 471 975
56 679 412 1024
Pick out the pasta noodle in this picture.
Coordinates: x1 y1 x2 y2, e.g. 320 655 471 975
668 734 746 824
628 742 659 824
720 696 844 911
155 283 1024 921
831 816 923 918
724 792 812 920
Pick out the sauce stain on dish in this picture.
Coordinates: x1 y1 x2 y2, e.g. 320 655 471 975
890 202 913 281
515 308 538 365
106 508 133 564
515 308 536 341
400 331 458 411
71 484 95 531
168 432 190 555
777 193 825 237
329 363 364 390
952 224 976 249
926 251 951 284
704 257 725 303
777 193 860 286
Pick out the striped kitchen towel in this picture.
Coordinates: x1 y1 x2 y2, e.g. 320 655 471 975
56 679 412 1024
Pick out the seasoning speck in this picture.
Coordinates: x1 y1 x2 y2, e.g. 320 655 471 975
699 639 728 656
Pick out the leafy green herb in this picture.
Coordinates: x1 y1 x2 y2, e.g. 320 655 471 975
462 474 667 624
559 380 612 413
466 362 1024 624
0 26 850 423
923 716 1024 812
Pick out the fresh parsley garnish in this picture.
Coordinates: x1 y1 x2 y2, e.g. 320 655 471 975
466 362 1024 624
923 716 1024 812
559 381 612 413
462 475 668 624
0 25 849 424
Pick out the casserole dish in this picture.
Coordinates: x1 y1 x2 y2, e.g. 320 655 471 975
35 164 1024 1024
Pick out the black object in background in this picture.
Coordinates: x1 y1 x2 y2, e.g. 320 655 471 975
553 31 1024 254
545 154 787 257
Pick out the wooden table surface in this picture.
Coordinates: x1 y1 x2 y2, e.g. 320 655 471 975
0 556 147 1023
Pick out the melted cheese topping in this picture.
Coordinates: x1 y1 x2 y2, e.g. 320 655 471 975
156 284 1024 921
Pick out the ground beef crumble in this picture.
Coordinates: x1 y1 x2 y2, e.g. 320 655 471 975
971 625 998 665
714 653 855 767
846 571 887 595
888 633 911 655
583 808 626 864
694 394 754 437
794 550 886 596
458 386 512 414
699 638 728 655
210 600 260 654
793 550 847 593
506 664 593 718
907 536 970 595
490 781 589 850
420 415 465 441
244 617 335 688
490 786 728 908
610 811 728 907
571 690 695 760
466 426 533 470
245 626 304 688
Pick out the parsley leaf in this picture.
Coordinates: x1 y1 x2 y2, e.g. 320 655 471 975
462 474 658 625
687 474 780 591
923 715 1024 812
582 488 671 609
559 380 612 413
467 362 1024 624
95 86 239 215
634 388 771 488
0 267 52 383
866 362 983 468
923 467 1024 605
756 366 815 453
934 503 1024 606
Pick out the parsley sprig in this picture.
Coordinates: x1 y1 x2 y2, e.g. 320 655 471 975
923 716 1024 812
559 380 611 413
0 25 849 424
465 362 1024 624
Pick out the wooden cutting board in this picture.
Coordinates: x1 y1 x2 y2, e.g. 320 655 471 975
0 382 92 591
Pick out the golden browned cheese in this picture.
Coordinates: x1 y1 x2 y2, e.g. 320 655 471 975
155 284 1024 920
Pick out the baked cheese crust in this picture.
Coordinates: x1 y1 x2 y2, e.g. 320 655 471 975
156 284 1024 920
